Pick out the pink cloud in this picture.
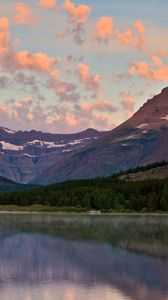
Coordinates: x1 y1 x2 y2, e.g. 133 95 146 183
14 97 33 108
115 20 146 49
94 100 118 113
0 103 7 112
80 99 117 114
0 17 10 55
65 115 78 127
39 0 56 9
13 3 36 25
134 20 146 35
78 63 101 91
63 0 91 24
0 18 59 80
128 59 168 83
15 51 56 74
63 0 91 44
157 48 168 58
120 92 136 118
93 17 114 42
47 78 80 102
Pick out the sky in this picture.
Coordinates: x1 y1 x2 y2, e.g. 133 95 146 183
0 0 168 133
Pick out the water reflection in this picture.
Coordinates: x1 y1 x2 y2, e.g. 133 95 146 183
0 213 167 300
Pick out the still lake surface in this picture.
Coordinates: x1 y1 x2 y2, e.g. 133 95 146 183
0 213 167 300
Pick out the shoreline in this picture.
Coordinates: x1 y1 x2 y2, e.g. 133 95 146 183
0 205 167 215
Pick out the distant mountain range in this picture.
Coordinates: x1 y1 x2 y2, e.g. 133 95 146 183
0 127 107 183
1 87 168 185
0 176 34 193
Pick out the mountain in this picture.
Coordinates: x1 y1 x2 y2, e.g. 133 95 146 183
0 127 107 183
119 161 168 181
0 176 34 193
33 87 168 185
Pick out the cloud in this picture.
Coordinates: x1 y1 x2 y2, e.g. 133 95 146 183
0 103 7 112
93 17 114 42
47 78 80 102
14 97 33 108
39 0 56 9
0 19 58 79
134 20 146 35
0 76 9 88
0 17 10 55
15 72 36 86
80 99 117 114
78 63 101 91
115 20 146 49
62 0 91 45
94 99 118 113
120 91 136 118
71 98 117 131
63 0 91 24
14 51 57 74
157 48 168 58
13 3 36 25
65 115 78 127
74 101 117 130
129 59 168 83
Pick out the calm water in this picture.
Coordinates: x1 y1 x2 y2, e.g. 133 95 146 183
0 213 167 300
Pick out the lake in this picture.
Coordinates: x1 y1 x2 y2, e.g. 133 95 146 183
0 213 167 300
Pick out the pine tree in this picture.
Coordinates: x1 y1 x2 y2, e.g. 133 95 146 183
160 181 168 211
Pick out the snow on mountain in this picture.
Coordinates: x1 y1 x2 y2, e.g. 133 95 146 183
0 138 95 152
0 128 107 183
0 127 16 134
0 141 23 151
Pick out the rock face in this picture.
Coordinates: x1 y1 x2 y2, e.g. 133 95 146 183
0 128 107 183
120 165 168 182
32 87 168 185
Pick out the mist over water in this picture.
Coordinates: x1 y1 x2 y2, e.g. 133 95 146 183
0 213 167 300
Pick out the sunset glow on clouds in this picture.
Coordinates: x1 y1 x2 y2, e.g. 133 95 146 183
13 3 35 25
39 0 56 9
0 0 167 133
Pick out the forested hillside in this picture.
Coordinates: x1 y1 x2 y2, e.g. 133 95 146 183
0 176 167 212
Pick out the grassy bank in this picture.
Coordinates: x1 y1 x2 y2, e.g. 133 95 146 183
0 204 168 214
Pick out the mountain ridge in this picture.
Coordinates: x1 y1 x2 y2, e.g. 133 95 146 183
32 87 168 184
0 127 108 183
1 87 168 185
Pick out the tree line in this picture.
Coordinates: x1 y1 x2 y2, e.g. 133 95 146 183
0 176 167 212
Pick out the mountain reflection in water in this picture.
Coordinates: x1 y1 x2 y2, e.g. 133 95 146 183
0 213 167 300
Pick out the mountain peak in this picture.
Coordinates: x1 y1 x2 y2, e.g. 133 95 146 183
125 87 168 130
161 86 168 94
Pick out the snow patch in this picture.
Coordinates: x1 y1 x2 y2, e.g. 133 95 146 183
137 123 148 129
0 141 23 151
68 139 83 146
3 128 16 134
24 153 36 158
68 138 93 146
161 115 168 121
122 135 138 141
0 136 96 152
62 149 72 153
26 140 67 148
47 143 67 148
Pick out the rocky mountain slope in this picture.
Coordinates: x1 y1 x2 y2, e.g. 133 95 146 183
33 87 168 185
119 164 168 181
0 176 34 193
0 128 107 183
